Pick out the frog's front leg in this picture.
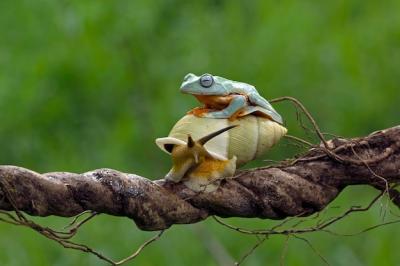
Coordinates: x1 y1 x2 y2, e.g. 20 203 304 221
201 95 247 119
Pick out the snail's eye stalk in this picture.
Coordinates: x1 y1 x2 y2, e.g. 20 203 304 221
187 135 195 148
199 74 214 88
198 125 238 145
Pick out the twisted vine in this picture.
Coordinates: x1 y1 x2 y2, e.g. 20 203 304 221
0 96 399 265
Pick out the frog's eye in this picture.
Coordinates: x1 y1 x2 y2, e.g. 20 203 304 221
200 74 214 88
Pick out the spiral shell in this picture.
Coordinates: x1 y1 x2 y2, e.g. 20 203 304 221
156 114 287 167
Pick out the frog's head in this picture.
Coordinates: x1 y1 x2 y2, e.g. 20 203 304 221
180 73 229 96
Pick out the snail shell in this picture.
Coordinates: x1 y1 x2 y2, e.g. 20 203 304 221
156 114 287 167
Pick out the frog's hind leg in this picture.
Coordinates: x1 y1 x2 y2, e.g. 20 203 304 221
248 93 283 124
238 106 282 122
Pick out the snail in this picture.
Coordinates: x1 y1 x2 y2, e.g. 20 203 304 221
156 114 287 192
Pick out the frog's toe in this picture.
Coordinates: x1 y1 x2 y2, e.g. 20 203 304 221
188 107 212 117
201 112 215 118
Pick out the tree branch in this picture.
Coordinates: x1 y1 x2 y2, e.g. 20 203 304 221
0 126 399 231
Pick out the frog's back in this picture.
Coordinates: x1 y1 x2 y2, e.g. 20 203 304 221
229 80 258 94
232 81 283 124
230 81 269 107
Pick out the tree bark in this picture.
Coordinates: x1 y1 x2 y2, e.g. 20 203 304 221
0 126 399 231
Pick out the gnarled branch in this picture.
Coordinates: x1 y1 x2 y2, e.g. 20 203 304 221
0 126 399 231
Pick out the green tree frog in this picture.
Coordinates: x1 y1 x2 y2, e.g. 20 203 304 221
180 73 283 124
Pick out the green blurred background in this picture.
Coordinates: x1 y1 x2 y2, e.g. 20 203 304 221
0 0 399 265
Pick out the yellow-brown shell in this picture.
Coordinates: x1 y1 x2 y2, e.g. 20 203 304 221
156 114 287 167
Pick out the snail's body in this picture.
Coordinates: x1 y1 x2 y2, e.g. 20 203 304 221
184 155 237 192
160 126 238 192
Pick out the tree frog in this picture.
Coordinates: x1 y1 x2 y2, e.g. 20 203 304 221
180 73 283 124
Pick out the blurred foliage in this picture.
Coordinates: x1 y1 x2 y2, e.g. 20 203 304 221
0 0 399 265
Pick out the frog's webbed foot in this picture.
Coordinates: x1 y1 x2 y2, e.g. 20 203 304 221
201 95 247 119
